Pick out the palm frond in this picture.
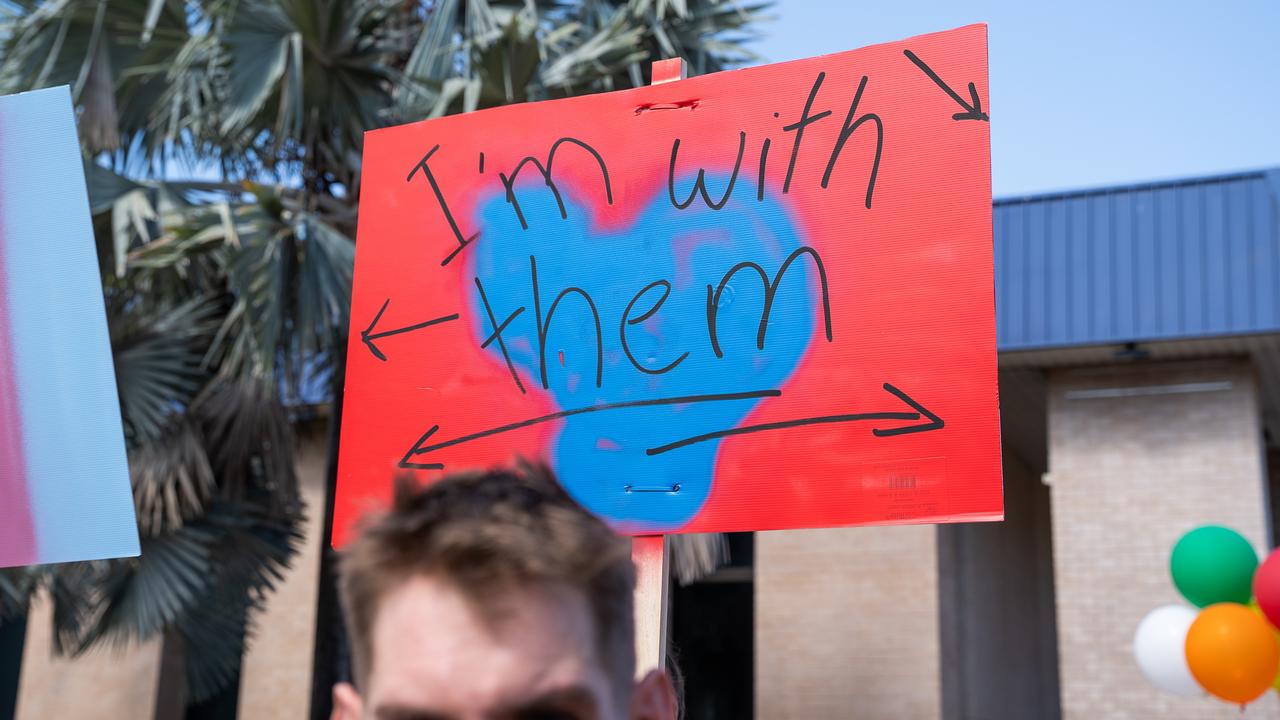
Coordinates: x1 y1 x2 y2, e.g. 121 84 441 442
58 525 218 652
0 567 40 620
220 3 297 137
48 500 301 688
130 420 217 535
397 0 462 115
175 500 304 702
670 532 728 585
294 212 356 358
193 379 298 509
110 295 221 444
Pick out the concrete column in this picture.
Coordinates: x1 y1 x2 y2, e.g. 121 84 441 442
756 525 940 719
237 428 331 719
938 448 1060 719
1047 360 1278 719
15 592 163 719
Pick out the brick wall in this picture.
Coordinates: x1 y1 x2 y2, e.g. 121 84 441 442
15 593 163 719
756 525 940 719
1047 359 1278 719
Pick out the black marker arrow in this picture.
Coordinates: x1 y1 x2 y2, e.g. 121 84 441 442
362 298 459 361
645 383 944 456
903 49 988 122
398 389 782 470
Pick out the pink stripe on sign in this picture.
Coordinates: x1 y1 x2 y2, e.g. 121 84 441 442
0 122 38 567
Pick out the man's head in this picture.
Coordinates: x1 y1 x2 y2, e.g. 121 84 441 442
332 462 676 720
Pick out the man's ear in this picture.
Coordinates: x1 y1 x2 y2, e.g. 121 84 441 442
630 669 678 720
331 681 364 720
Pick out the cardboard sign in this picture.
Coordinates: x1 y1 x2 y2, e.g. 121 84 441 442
0 87 139 567
335 24 1001 543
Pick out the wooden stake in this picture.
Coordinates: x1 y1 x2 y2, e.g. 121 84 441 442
630 56 686 679
650 58 687 85
632 534 670 675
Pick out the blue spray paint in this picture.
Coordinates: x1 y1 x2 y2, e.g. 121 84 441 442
469 177 818 530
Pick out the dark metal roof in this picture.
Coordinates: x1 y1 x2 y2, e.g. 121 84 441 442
993 168 1280 351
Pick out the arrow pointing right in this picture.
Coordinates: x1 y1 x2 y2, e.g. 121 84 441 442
645 382 945 455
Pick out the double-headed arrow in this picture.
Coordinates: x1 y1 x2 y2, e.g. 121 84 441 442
361 298 458 362
904 49 988 122
398 383 943 470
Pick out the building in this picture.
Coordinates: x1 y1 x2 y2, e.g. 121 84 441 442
3 167 1279 719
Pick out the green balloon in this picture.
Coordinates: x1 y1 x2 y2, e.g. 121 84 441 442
1170 525 1258 607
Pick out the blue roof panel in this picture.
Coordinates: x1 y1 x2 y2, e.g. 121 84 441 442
994 169 1280 351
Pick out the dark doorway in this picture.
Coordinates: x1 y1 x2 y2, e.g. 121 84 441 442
670 532 753 720
1266 446 1280 547
0 616 24 720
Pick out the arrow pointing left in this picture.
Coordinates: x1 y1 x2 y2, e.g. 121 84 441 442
398 389 784 470
361 298 459 361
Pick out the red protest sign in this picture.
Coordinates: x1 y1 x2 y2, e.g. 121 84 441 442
334 24 1001 544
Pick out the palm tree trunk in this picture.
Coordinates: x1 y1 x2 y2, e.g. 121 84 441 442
153 629 187 720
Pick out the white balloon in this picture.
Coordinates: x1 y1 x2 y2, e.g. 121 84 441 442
1133 605 1203 697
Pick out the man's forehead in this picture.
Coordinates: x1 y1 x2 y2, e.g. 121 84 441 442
370 574 597 647
373 685 599 720
365 575 615 716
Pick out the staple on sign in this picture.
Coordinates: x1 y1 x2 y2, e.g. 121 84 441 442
634 99 700 115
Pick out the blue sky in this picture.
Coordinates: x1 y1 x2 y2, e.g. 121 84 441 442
749 1 1280 197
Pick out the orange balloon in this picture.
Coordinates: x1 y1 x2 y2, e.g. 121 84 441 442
1246 601 1280 691
1186 603 1280 704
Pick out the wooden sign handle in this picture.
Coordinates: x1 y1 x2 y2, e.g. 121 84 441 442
650 57 687 85
632 533 670 675
631 56 686 678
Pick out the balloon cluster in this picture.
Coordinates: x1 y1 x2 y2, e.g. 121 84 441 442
1134 525 1280 706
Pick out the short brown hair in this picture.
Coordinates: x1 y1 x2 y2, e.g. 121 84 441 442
337 461 636 691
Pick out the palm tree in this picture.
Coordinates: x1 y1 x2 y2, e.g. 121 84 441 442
0 0 768 707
